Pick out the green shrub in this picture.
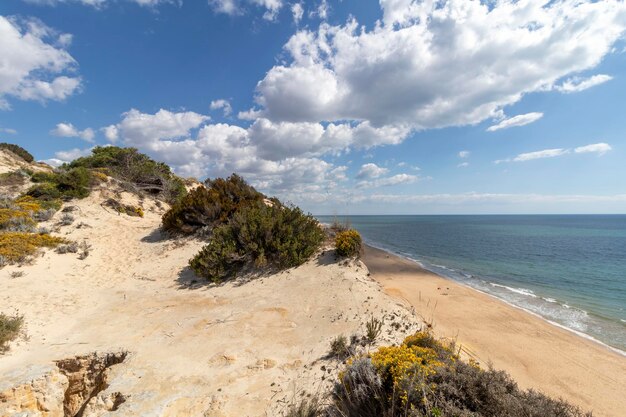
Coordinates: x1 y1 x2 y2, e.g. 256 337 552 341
0 143 34 163
189 203 324 282
335 229 362 257
162 174 263 234
0 170 27 187
25 167 91 200
66 146 186 203
328 331 591 417
0 313 24 353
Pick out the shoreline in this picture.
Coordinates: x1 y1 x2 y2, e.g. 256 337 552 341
362 244 626 417
363 241 626 358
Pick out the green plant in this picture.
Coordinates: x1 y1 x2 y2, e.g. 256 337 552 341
162 174 263 234
25 167 92 201
335 229 362 257
0 232 66 264
189 203 324 282
0 143 34 162
66 146 186 203
365 317 383 344
284 395 323 417
329 335 350 359
328 331 591 417
0 313 24 352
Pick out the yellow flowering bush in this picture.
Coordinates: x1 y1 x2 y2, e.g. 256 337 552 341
0 232 66 263
335 229 362 257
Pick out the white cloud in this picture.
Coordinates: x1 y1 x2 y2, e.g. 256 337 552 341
457 162 469 168
497 142 612 163
50 122 95 142
208 0 283 20
574 142 612 155
487 113 544 132
291 2 304 24
0 16 81 109
357 173 417 189
356 163 388 179
54 147 92 161
23 0 177 8
0 127 17 134
249 0 626 132
458 150 470 158
556 74 613 93
210 99 233 117
101 125 119 142
309 0 328 19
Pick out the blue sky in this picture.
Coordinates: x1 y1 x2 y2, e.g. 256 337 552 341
1 0 625 214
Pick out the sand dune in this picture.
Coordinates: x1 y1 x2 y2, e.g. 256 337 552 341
0 182 422 416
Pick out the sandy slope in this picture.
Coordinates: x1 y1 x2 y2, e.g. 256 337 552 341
0 183 422 416
362 245 626 417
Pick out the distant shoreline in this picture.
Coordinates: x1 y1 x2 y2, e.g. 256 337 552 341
361 244 626 417
362 242 626 358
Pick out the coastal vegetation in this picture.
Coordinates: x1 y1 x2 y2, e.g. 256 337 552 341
189 202 324 282
162 173 324 282
162 174 263 234
0 142 34 163
0 195 66 265
334 229 362 257
65 146 186 203
0 313 23 353
297 330 591 417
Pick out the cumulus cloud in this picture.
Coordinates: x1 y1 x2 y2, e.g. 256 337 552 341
457 162 469 168
101 125 119 142
356 163 388 179
458 150 470 158
0 16 81 109
574 142 612 155
249 0 625 133
210 99 233 117
209 0 283 20
487 113 544 132
556 74 613 94
50 122 95 142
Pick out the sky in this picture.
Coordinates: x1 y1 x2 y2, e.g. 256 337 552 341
1 0 626 215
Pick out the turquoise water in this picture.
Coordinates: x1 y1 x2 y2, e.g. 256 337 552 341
317 215 626 353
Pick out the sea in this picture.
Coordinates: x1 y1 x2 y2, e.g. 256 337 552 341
316 215 626 354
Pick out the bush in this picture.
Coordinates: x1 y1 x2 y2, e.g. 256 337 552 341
328 331 591 417
0 170 27 187
0 143 34 162
335 229 362 257
26 167 92 201
0 232 66 264
66 146 186 203
103 198 144 217
189 203 324 282
162 174 263 234
0 313 24 353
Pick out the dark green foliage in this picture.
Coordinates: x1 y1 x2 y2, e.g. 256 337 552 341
0 313 24 353
162 174 263 234
0 143 34 163
66 146 186 203
189 203 324 282
26 167 91 200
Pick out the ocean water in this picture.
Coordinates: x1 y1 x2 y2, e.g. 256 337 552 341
317 215 626 353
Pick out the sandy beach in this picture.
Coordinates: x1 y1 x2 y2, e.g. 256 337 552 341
362 244 626 417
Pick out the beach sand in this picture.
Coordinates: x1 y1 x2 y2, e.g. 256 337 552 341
362 245 626 417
